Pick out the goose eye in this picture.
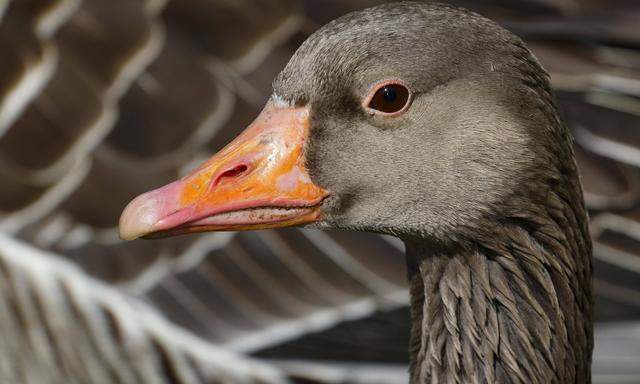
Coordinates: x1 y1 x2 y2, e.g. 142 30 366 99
367 83 410 114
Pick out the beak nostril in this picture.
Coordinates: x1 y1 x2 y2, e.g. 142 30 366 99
224 164 248 178
214 164 249 187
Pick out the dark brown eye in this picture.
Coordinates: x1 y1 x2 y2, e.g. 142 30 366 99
367 83 410 114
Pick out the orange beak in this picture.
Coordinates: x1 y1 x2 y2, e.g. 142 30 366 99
119 102 329 240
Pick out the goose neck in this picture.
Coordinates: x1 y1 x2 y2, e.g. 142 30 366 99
404 227 592 383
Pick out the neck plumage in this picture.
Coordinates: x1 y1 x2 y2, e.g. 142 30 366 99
405 179 593 384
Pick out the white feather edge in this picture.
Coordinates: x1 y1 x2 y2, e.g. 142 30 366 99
0 233 289 383
0 42 57 138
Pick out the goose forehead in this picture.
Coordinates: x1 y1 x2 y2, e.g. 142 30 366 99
273 4 519 104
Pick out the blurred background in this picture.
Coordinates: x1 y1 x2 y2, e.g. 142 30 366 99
0 0 639 383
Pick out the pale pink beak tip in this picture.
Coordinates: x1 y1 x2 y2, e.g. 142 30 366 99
119 193 163 240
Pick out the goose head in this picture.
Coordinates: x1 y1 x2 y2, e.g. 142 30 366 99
119 3 592 381
120 1 561 247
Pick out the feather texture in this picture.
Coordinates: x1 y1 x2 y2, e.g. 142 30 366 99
0 1 639 383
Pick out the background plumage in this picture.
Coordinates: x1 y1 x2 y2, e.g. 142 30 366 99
0 0 639 383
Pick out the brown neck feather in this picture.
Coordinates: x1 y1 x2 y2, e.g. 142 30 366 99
405 176 593 383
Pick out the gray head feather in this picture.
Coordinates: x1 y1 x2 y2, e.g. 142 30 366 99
274 2 592 383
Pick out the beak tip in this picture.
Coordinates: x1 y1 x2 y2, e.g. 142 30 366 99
118 230 140 241
118 194 162 241
118 221 142 241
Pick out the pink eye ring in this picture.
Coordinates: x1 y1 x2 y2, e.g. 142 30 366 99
364 80 411 116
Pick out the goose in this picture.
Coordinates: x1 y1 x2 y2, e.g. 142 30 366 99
120 2 594 383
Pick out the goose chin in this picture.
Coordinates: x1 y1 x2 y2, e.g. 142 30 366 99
144 205 323 238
